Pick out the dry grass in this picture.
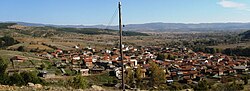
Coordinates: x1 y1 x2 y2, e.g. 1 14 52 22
7 43 53 51
15 37 51 43
27 44 53 50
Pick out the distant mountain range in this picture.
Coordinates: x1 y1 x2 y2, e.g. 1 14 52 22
3 21 250 32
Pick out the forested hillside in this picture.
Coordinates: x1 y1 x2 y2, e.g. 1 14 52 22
240 30 250 40
56 27 149 36
0 23 16 29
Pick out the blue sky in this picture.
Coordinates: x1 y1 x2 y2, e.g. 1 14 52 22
0 0 250 25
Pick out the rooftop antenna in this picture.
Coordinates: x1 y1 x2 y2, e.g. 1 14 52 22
118 2 125 91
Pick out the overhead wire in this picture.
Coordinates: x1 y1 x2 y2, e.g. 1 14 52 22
105 8 118 30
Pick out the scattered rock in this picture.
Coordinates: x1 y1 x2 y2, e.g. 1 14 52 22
76 89 84 91
91 85 104 91
34 84 43 88
28 82 35 87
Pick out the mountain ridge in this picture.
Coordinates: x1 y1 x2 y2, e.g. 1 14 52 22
2 21 250 32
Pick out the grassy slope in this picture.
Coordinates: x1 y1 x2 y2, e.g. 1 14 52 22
0 50 44 68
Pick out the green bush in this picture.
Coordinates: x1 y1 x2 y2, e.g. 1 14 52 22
183 84 191 89
68 75 89 89
17 46 25 52
148 61 166 87
194 80 209 91
224 82 244 91
170 82 183 90
0 36 18 47
0 57 8 84
20 71 45 85
8 73 25 86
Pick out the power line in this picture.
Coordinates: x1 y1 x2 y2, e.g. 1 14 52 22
105 8 118 29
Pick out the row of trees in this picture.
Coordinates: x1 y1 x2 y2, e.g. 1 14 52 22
223 47 250 57
192 46 250 57
192 47 222 54
156 53 177 60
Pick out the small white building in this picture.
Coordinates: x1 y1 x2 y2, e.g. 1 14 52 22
80 69 89 76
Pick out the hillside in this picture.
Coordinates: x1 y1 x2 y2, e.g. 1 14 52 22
0 23 148 36
0 23 16 29
240 30 250 40
0 23 150 51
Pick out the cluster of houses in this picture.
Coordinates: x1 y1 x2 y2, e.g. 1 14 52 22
10 45 250 84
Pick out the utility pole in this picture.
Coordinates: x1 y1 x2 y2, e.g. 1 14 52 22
118 2 125 91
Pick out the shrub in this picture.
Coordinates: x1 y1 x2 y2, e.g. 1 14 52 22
170 82 183 90
20 71 45 85
148 61 166 87
194 80 209 91
8 73 25 86
0 36 18 47
0 57 8 84
17 46 25 52
224 81 244 91
68 75 89 89
183 84 191 89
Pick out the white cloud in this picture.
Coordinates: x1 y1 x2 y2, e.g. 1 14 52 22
217 0 248 10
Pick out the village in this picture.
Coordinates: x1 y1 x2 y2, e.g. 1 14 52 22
8 44 250 88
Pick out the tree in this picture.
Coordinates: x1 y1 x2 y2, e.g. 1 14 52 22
135 66 143 88
68 75 88 89
17 46 25 52
211 48 216 54
20 71 44 85
40 63 46 70
8 73 25 86
0 57 8 75
194 80 209 91
216 48 222 53
170 82 183 90
148 61 166 88
211 83 225 91
241 75 249 85
125 68 134 86
224 81 244 91
0 57 8 84
167 54 176 60
156 53 165 60
0 36 17 47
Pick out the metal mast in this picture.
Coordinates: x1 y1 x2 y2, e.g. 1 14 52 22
118 2 125 91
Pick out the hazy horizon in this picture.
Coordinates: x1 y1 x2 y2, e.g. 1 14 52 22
1 21 250 26
1 0 250 25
